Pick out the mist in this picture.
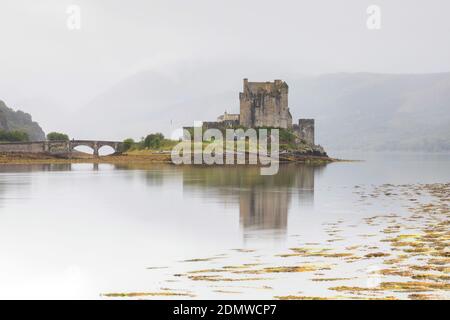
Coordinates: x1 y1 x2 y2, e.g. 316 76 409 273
1 0 450 141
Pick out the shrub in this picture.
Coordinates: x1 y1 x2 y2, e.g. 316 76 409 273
122 138 135 151
47 132 69 141
0 130 29 142
144 133 164 149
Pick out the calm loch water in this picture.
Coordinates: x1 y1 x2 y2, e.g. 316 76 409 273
0 153 449 299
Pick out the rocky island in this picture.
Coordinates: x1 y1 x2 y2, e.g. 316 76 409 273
181 79 330 163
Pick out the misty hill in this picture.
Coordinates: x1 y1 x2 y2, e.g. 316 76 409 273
0 100 45 141
78 70 450 152
291 73 450 152
76 68 237 140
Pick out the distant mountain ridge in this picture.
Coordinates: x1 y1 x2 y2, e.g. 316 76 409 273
290 72 450 152
0 100 45 141
77 69 450 152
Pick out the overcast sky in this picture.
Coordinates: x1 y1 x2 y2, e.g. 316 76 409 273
1 0 450 134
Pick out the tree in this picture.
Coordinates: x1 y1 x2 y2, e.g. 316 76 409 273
122 138 135 151
144 133 164 149
47 132 69 141
0 130 29 142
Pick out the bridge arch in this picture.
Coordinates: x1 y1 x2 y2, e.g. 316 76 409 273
68 140 124 156
72 144 96 155
70 141 98 155
97 145 116 156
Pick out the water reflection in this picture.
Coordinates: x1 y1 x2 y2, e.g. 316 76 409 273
111 163 325 237
181 164 325 235
114 163 175 186
0 162 325 239
0 163 73 172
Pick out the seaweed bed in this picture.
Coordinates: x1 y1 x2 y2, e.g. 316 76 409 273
103 183 449 300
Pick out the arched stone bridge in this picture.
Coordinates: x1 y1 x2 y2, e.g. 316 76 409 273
48 140 125 156
0 140 124 156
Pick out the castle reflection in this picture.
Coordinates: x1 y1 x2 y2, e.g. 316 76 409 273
181 163 325 236
0 162 325 239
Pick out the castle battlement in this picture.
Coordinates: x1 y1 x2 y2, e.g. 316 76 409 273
239 79 292 129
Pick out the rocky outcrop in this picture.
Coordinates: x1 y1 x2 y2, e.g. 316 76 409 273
0 100 45 141
279 144 330 163
281 142 328 158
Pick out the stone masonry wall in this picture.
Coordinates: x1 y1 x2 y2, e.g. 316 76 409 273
239 79 292 129
0 142 46 153
297 119 315 145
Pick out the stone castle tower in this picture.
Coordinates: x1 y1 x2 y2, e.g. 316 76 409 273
239 79 292 129
296 119 315 145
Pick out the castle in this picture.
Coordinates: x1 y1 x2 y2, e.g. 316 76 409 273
192 79 315 145
239 79 292 129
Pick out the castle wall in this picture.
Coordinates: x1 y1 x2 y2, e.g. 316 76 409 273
183 120 239 140
297 119 315 145
217 112 239 122
203 121 239 130
239 79 292 129
239 82 253 127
